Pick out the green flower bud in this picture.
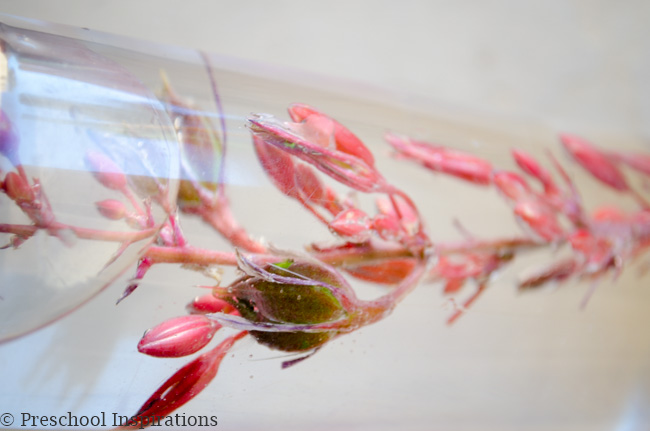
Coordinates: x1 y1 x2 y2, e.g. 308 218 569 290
217 255 356 352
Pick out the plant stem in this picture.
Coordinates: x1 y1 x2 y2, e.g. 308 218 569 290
436 237 541 254
145 245 238 266
142 235 544 273
195 199 267 254
0 222 157 243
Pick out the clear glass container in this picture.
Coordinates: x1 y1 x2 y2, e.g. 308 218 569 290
0 17 180 342
0 13 649 431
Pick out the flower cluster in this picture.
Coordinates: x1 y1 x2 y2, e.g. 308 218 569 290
3 70 650 427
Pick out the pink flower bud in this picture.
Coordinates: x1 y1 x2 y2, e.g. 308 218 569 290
95 199 126 220
3 171 34 204
371 213 404 242
84 150 127 191
249 114 387 193
493 171 531 202
375 195 421 236
560 134 629 191
568 230 613 272
514 199 564 242
187 294 234 315
386 133 493 185
137 315 220 358
328 208 372 242
511 149 558 195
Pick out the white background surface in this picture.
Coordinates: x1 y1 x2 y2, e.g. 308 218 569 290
0 0 648 137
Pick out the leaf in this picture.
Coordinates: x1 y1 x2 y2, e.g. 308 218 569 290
272 259 295 269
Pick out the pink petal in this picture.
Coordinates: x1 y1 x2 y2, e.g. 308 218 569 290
328 208 372 242
443 278 466 294
344 258 416 285
514 199 564 242
435 255 480 279
568 230 614 272
294 163 326 205
288 103 375 167
249 115 386 193
375 195 421 235
371 213 404 242
252 135 298 198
